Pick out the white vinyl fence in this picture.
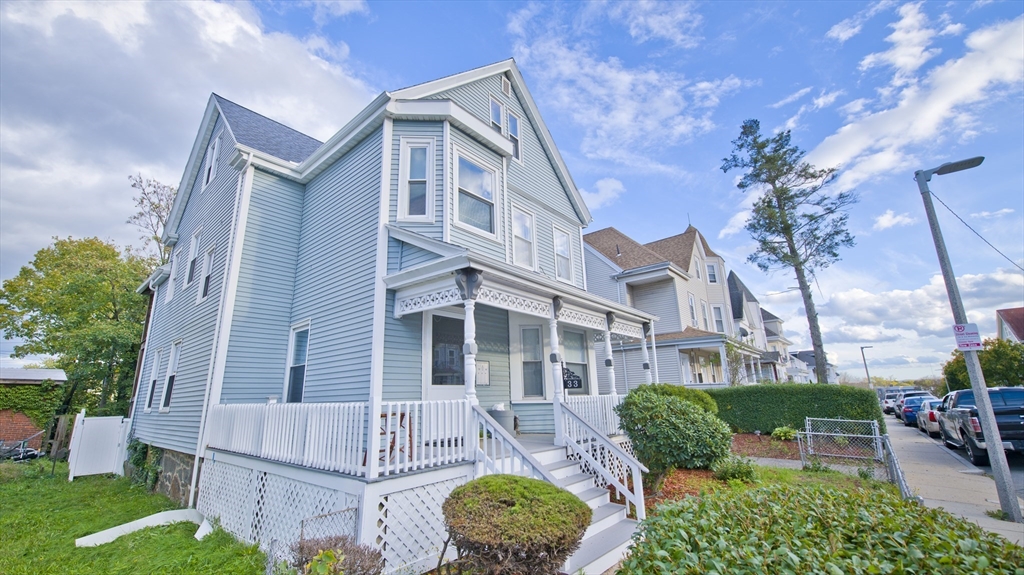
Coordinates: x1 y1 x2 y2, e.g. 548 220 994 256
67 410 132 480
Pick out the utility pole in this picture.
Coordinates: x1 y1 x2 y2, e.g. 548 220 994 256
859 346 873 390
915 157 1022 523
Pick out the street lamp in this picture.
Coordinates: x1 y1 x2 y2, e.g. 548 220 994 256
914 157 1022 523
859 346 873 390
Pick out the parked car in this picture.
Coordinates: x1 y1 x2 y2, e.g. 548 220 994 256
937 387 1024 465
894 390 932 420
917 399 942 438
882 393 899 414
900 395 937 427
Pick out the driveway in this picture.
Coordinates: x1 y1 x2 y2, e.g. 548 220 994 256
885 417 1024 545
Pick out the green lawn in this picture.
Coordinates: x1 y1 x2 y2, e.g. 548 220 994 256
0 461 264 575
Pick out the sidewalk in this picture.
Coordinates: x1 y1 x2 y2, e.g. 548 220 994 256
885 420 1023 545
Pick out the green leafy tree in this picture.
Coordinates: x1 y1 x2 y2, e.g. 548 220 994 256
127 174 176 265
942 338 1024 392
722 119 857 385
0 237 151 416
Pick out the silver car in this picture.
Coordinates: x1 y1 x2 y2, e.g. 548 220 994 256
917 399 942 438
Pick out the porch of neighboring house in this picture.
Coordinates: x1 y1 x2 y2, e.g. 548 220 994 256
197 262 654 574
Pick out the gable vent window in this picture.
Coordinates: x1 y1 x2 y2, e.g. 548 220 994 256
512 207 535 269
508 113 522 162
501 76 512 96
456 154 496 235
490 98 503 133
707 263 718 283
186 231 201 286
160 341 181 411
287 325 309 403
203 135 220 189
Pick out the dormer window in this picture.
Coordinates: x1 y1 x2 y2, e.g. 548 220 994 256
490 98 503 133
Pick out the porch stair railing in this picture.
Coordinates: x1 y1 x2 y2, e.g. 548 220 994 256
564 395 623 436
560 404 647 520
470 405 558 483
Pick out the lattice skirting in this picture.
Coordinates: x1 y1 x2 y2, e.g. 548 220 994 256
197 458 359 560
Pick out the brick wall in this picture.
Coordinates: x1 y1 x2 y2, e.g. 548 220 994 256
0 410 44 449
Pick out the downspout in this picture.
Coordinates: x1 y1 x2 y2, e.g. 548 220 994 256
187 152 252 508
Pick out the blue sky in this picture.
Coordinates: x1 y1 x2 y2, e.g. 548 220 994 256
1 0 1022 379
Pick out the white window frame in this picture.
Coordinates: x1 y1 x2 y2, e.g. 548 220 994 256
197 246 215 304
202 132 220 190
695 260 701 279
489 97 504 133
509 313 548 402
706 263 718 283
561 329 594 397
185 230 202 287
159 341 181 413
397 136 435 222
511 205 536 270
164 254 177 303
284 320 311 403
520 326 545 399
421 308 468 402
508 111 523 164
144 349 162 413
688 293 698 327
701 301 710 331
713 305 725 333
453 147 500 241
552 225 574 284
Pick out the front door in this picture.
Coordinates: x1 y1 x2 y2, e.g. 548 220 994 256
425 311 467 401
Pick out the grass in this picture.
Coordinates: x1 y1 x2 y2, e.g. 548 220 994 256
0 460 264 575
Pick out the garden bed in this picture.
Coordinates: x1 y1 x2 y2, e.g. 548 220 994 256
730 433 800 460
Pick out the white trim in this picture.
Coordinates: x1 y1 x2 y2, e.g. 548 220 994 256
688 292 698 327
501 75 512 97
184 229 202 288
159 340 182 413
385 225 465 258
561 328 595 397
442 120 451 243
579 227 588 291
700 300 710 332
712 305 726 334
706 262 719 284
164 254 177 303
388 99 513 157
509 314 548 402
396 136 436 223
452 145 501 241
552 224 574 284
510 204 537 271
283 320 312 403
195 245 216 304
489 96 504 134
507 111 523 165
503 156 511 265
421 308 468 402
367 118 393 480
144 348 162 413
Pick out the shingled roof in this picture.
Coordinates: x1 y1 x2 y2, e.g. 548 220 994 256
583 227 668 271
761 308 780 321
728 271 758 320
214 94 323 164
643 225 719 273
997 307 1024 340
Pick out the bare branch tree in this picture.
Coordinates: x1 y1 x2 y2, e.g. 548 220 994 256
127 174 176 265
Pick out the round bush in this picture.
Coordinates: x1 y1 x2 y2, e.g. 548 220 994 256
620 485 1024 574
442 474 591 574
615 387 731 475
646 383 718 414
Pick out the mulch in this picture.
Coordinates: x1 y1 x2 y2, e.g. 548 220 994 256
730 433 801 460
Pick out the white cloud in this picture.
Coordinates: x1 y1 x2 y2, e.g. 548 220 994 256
971 208 1015 218
607 0 703 48
301 1 368 26
778 89 845 131
826 0 896 43
859 3 941 88
873 209 917 230
579 178 626 210
0 1 375 279
770 87 812 109
718 209 750 239
808 15 1024 191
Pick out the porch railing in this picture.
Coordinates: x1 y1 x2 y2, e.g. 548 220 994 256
560 403 647 520
564 395 623 436
376 400 472 477
471 405 558 483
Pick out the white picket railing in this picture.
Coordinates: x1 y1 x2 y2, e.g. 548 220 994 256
207 402 367 476
375 400 472 477
471 405 558 483
564 394 623 436
560 403 647 520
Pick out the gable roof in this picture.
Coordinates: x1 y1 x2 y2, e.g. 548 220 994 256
583 227 668 271
728 271 758 320
642 225 720 273
997 307 1024 340
761 308 780 322
213 95 322 164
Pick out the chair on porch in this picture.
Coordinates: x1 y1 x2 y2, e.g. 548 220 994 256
363 410 412 467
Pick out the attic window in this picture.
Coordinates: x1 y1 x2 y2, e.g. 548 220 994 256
501 76 512 96
508 113 521 162
490 98 503 133
203 134 220 190
707 263 718 283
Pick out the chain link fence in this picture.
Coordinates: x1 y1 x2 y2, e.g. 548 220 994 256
264 507 359 574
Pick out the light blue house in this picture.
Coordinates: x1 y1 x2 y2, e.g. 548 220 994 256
131 60 656 574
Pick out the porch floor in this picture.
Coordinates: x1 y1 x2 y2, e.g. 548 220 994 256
515 433 557 454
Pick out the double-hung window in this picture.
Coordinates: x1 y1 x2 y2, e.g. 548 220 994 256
553 227 573 283
160 341 181 411
562 331 589 395
706 263 718 283
701 301 710 331
398 137 434 221
521 327 544 398
203 134 220 189
511 207 535 269
713 306 725 333
508 113 521 162
186 231 201 286
287 325 309 403
145 349 162 412
198 247 215 302
456 154 496 235
490 98 503 132
688 294 698 327
695 261 701 279
165 255 177 303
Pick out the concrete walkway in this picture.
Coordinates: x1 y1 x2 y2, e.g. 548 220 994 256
886 419 1023 545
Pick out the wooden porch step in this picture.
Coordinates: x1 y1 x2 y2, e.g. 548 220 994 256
565 517 638 575
584 502 627 540
575 486 610 509
557 472 595 495
543 458 580 479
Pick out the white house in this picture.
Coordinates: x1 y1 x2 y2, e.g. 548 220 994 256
130 60 656 574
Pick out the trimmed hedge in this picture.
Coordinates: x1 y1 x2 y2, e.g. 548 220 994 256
646 383 718 414
706 384 886 434
619 484 1024 574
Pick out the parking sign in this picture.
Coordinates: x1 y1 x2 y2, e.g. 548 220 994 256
952 323 983 350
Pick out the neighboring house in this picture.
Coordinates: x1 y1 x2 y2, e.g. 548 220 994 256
583 225 767 388
760 308 792 382
0 368 66 449
726 271 777 383
996 307 1023 343
130 60 654 574
792 350 840 384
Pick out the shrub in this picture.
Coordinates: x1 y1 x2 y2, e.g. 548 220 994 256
442 475 591 575
711 455 755 483
290 536 383 575
615 387 731 487
707 384 885 434
771 426 797 441
645 384 718 414
619 485 1024 574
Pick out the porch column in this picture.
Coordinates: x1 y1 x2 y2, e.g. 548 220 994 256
719 344 729 385
550 297 565 446
604 312 618 398
757 359 763 382
456 268 483 406
650 322 660 383
640 322 653 385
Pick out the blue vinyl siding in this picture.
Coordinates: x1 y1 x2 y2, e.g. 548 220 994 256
221 170 304 404
289 128 383 404
511 402 554 434
633 280 681 333
448 126 506 261
583 247 622 303
131 115 238 455
400 242 442 269
382 290 422 402
390 120 444 239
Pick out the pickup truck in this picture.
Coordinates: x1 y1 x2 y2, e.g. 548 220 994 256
936 387 1024 465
